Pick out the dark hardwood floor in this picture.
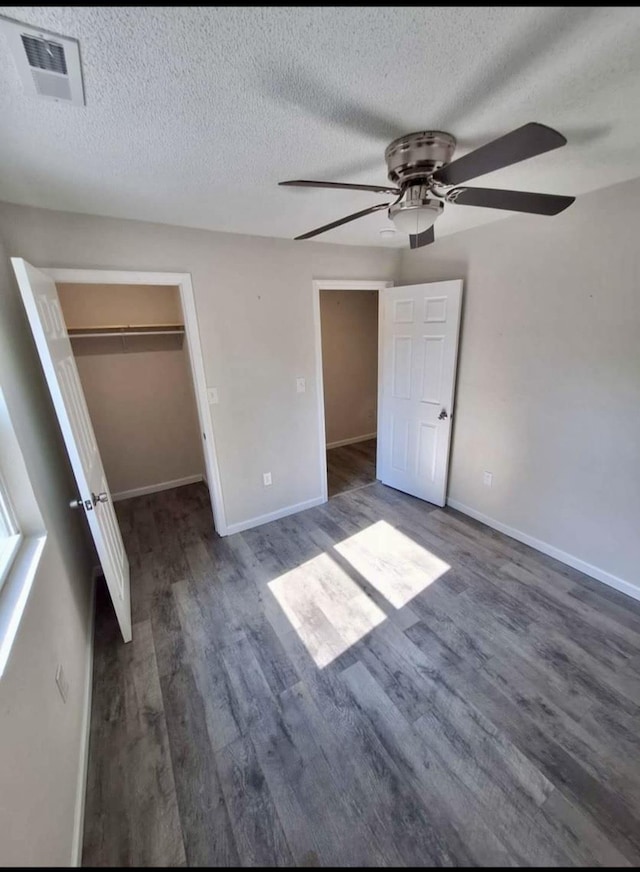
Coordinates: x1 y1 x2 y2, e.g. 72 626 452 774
327 437 377 498
83 481 640 866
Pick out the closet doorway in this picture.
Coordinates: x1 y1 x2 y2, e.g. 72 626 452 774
48 269 225 530
57 281 204 501
13 264 226 641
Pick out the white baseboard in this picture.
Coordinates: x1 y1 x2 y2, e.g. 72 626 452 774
225 495 326 536
327 432 377 450
70 566 98 866
112 474 203 502
446 499 640 603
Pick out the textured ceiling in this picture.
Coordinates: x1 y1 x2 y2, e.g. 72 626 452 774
1 6 640 247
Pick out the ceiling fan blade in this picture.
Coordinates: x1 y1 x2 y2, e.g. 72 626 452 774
449 186 575 215
432 123 567 186
280 179 400 194
409 226 435 249
294 202 390 240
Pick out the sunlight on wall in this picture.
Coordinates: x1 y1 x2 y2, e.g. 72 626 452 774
267 520 450 668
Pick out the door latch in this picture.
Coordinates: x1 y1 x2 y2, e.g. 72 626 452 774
70 496 93 511
438 408 449 420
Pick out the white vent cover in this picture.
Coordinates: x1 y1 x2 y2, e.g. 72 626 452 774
0 16 85 106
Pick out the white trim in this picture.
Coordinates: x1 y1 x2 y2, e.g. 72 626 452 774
225 495 325 536
312 279 395 291
112 474 203 503
40 268 229 535
376 290 386 483
0 533 22 591
177 274 227 535
44 269 194 286
70 568 97 866
326 432 377 450
0 381 49 675
447 499 640 603
312 283 328 503
312 279 393 505
0 536 46 678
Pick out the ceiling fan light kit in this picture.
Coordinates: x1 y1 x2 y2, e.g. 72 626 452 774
389 187 443 235
280 122 575 249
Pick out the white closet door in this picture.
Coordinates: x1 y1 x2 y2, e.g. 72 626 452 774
12 258 132 642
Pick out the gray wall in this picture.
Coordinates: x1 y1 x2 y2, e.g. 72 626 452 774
0 234 94 865
400 177 640 591
0 203 400 529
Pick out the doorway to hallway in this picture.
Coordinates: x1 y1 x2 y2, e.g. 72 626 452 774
317 284 381 499
327 437 377 498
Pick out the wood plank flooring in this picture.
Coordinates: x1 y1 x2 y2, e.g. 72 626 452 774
327 437 377 497
83 481 640 866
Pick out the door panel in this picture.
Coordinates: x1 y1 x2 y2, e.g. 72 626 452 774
378 280 463 506
417 422 438 483
392 336 412 398
11 258 131 642
391 416 410 472
421 335 444 403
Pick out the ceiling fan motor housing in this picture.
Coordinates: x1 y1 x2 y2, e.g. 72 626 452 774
385 131 456 185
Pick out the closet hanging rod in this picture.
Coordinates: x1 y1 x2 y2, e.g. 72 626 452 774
69 327 185 339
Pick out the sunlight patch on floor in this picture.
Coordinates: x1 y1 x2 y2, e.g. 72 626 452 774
267 519 450 667
267 549 387 667
334 519 450 609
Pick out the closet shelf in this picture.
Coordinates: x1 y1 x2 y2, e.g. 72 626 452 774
68 323 185 339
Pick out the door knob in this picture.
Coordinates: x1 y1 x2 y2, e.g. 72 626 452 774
92 491 109 505
70 496 93 511
438 408 448 420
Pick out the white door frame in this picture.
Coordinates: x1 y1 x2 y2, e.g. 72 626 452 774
40 268 228 535
312 278 394 502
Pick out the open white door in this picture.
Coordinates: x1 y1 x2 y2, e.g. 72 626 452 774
377 280 463 506
11 259 132 642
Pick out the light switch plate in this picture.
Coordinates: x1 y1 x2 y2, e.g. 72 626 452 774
207 387 219 405
296 377 306 394
263 472 272 486
483 471 493 487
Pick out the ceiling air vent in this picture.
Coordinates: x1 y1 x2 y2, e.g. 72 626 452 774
0 16 85 106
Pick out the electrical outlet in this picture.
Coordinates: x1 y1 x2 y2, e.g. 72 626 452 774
55 664 69 703
263 472 272 486
483 471 493 487
207 387 219 405
296 377 306 394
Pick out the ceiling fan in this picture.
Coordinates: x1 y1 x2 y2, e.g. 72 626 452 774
279 123 575 248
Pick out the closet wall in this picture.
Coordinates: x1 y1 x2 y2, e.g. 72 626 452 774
320 289 379 447
57 283 204 498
